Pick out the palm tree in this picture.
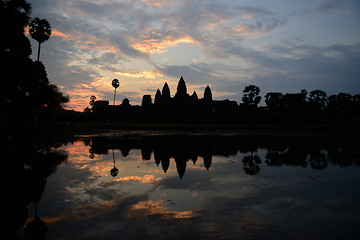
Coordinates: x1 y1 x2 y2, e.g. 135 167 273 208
29 17 51 62
112 79 120 105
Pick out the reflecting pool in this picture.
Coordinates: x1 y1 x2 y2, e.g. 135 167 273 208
6 131 360 239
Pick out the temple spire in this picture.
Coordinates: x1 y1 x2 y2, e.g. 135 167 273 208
204 85 213 102
175 76 187 99
162 82 171 100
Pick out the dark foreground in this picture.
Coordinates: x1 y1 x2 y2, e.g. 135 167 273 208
2 126 360 239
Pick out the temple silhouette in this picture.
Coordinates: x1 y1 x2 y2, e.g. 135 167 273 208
90 76 238 123
85 76 360 124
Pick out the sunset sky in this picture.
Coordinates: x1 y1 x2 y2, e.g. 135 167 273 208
27 0 360 111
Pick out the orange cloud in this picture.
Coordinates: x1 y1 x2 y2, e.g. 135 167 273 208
141 0 167 6
64 87 104 112
114 70 163 79
114 175 161 184
132 35 196 54
130 201 199 219
52 28 118 54
52 29 73 40
241 13 257 19
139 79 166 85
24 215 65 227
42 216 65 224
232 25 252 36
64 140 91 157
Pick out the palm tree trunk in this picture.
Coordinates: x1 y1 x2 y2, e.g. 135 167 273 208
113 88 116 105
37 42 41 62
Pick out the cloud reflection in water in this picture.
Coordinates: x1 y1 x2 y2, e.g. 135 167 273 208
26 134 360 239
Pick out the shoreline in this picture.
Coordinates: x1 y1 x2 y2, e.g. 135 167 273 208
3 121 360 141
41 121 360 136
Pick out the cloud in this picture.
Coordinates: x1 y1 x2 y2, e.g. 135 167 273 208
238 6 272 19
88 52 123 66
232 18 287 36
155 62 251 102
286 0 351 18
64 88 103 111
156 41 360 102
51 29 73 40
33 0 149 59
316 0 348 15
132 34 196 54
232 25 253 36
141 0 171 7
114 70 163 79
157 62 245 84
113 175 161 184
27 0 360 110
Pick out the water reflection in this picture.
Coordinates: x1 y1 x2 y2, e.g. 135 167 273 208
87 134 360 178
4 133 360 239
2 138 68 239
110 149 119 177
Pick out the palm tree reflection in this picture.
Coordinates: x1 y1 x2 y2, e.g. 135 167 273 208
110 149 119 177
24 202 47 240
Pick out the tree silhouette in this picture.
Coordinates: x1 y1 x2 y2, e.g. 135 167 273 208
2 0 32 56
29 17 51 62
265 92 284 111
112 79 120 105
121 98 131 107
89 95 96 106
308 90 328 112
1 1 69 122
283 90 308 121
242 85 261 107
242 152 261 175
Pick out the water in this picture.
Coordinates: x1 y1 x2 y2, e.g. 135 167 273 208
7 131 360 239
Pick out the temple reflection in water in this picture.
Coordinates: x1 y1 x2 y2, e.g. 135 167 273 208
4 132 360 239
86 134 360 179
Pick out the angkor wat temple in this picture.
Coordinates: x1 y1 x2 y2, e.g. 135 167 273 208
91 76 239 123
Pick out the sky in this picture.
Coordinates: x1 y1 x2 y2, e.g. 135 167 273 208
26 0 360 111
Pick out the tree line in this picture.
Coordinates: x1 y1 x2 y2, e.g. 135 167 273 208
1 0 69 128
87 77 360 124
242 85 360 123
